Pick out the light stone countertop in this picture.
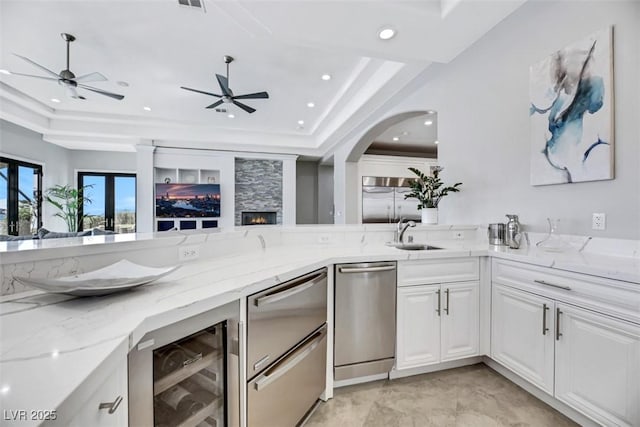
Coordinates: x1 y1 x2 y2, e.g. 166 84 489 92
0 237 638 426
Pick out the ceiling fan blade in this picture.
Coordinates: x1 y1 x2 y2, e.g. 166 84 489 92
180 86 222 98
13 54 60 78
232 100 256 114
232 91 269 100
205 99 225 109
65 85 85 100
77 84 124 100
75 72 108 83
6 72 59 81
216 74 231 96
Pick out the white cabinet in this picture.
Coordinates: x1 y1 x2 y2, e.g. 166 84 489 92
555 304 640 427
397 281 479 370
65 361 128 427
441 282 480 362
491 284 555 394
397 285 441 369
491 259 640 427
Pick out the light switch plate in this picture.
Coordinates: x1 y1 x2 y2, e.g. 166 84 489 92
179 245 200 261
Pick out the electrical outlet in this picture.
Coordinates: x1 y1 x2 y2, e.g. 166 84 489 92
318 234 330 244
179 245 200 261
453 231 464 240
592 213 606 230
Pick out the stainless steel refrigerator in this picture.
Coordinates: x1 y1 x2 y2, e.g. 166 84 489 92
362 176 420 223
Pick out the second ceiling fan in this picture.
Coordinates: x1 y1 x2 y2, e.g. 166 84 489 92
180 55 268 114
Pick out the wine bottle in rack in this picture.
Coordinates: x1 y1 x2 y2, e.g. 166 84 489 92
153 399 179 427
154 344 188 378
159 384 206 420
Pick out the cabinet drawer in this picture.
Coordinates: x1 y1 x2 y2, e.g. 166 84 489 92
398 257 479 287
492 259 640 325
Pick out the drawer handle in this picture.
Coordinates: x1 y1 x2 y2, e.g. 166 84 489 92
338 265 396 274
99 395 123 414
436 289 441 316
255 271 326 306
254 325 327 391
534 280 571 291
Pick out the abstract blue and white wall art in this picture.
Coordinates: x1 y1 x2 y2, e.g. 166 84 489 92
530 28 613 186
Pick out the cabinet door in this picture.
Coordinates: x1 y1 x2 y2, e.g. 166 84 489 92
66 361 128 427
441 282 479 362
555 304 640 427
491 284 555 394
397 285 441 369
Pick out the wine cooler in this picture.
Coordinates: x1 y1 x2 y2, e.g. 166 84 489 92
129 301 240 427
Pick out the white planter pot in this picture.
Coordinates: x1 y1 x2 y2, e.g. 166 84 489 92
422 208 438 224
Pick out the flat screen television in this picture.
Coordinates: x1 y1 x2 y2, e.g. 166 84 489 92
155 183 221 218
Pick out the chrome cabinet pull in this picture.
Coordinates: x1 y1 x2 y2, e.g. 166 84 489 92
534 280 571 291
556 308 563 341
436 289 441 316
338 265 396 274
254 325 326 391
255 271 326 306
542 303 549 335
99 395 123 414
444 288 450 315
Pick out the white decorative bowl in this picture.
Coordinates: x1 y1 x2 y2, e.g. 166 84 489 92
14 260 179 296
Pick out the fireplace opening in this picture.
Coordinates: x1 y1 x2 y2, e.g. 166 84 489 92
242 211 277 225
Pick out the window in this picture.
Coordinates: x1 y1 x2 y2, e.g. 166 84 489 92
0 157 43 236
78 172 136 233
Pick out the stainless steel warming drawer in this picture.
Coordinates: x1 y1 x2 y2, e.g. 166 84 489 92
247 324 327 427
247 267 328 379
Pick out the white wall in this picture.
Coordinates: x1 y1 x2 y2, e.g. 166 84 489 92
70 150 136 178
343 0 640 238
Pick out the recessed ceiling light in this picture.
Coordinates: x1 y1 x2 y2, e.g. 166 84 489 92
378 27 396 40
307 102 315 108
427 110 436 114
51 349 59 358
392 136 399 141
116 81 129 87
0 385 9 395
401 131 410 136
228 113 235 119
0 69 11 75
434 140 440 144
143 106 152 111
424 120 433 126
298 120 305 125
321 74 331 81
51 98 61 103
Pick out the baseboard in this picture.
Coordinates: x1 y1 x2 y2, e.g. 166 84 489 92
482 357 599 427
389 356 482 379
333 372 389 388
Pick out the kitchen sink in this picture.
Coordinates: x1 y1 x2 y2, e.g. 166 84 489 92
388 243 443 251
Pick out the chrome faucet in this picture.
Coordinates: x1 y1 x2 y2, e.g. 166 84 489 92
396 218 416 244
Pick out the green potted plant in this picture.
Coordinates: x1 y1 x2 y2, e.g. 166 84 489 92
405 166 462 224
44 184 93 232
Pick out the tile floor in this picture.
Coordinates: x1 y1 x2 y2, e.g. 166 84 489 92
305 364 578 427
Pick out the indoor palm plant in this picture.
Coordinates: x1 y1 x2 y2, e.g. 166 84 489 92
405 166 462 224
45 184 93 232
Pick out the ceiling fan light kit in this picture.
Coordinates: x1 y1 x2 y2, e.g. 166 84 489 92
180 54 269 114
7 33 124 101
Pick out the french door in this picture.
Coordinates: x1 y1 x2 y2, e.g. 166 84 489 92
0 157 42 236
78 172 136 233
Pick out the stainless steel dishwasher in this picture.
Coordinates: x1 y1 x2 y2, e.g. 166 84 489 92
334 261 397 381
